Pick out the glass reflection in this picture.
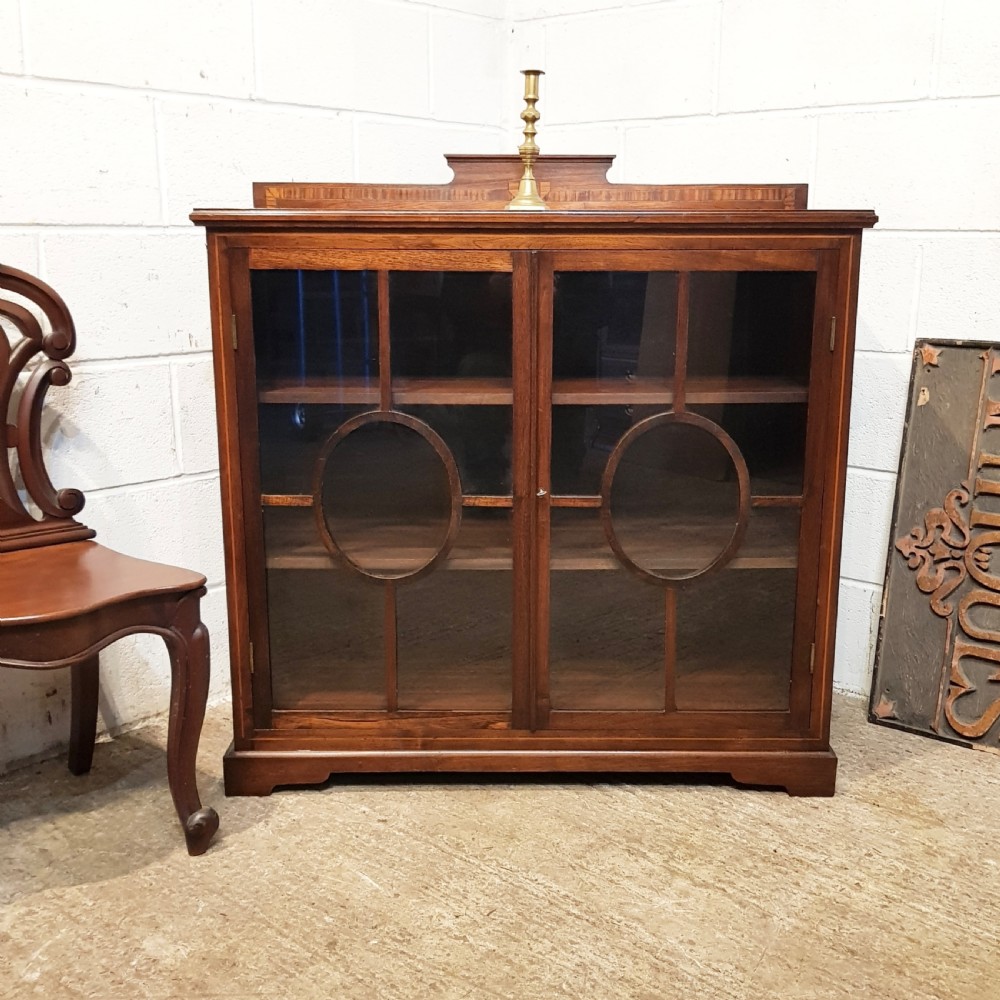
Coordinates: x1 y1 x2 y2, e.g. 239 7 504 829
552 272 677 497
252 269 378 385
257 403 368 496
404 405 512 497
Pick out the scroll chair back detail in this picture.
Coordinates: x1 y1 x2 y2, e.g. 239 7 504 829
0 264 218 856
0 264 95 551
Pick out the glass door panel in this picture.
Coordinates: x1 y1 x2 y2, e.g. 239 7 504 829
250 262 518 717
688 402 807 496
543 261 818 720
549 538 665 711
389 271 513 408
256 403 371 497
263 506 386 711
397 507 513 711
675 571 798 712
388 271 516 709
686 271 815 382
253 268 379 386
553 271 677 382
607 417 742 579
401 404 513 499
253 267 377 495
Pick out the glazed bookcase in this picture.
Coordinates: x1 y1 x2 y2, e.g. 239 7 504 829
192 154 876 796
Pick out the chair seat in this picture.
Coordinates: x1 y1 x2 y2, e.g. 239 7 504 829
0 540 206 627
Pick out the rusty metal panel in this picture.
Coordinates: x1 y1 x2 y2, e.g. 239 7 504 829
871 340 1000 747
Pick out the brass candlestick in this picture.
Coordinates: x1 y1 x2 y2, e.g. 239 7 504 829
507 69 547 211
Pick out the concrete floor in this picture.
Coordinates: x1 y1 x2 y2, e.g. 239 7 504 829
1 694 998 999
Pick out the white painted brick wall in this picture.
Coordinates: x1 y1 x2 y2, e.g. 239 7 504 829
40 230 212 358
717 0 938 111
431 12 505 124
171 358 222 476
0 81 161 225
916 237 1000 340
841 470 898 586
157 99 355 223
834 580 883 696
2 0 997 768
937 0 1000 97
22 0 255 96
814 104 1000 230
544 5 719 123
846 352 913 473
854 233 920 354
0 0 22 74
624 114 815 184
42 362 181 491
254 1 432 115
356 118 499 181
85 477 228 589
0 233 36 274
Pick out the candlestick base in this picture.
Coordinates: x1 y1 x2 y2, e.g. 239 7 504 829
507 174 547 211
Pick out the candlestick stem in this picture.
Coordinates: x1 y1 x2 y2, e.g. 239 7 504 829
507 69 547 211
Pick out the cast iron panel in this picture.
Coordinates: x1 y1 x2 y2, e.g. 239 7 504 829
871 340 1000 746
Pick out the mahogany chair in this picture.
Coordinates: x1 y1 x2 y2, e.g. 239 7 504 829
0 264 218 856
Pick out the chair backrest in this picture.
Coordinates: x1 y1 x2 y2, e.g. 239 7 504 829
0 264 94 552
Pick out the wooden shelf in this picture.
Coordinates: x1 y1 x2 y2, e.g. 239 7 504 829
257 375 808 407
263 510 798 572
258 377 512 405
551 376 808 405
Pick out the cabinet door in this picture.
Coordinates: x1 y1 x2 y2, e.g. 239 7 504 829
535 250 835 732
234 251 531 725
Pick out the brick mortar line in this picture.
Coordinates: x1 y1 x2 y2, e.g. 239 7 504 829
0 70 510 128
83 470 220 498
71 352 214 370
549 91 1000 127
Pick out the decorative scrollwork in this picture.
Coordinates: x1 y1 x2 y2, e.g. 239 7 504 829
895 478 1000 741
895 482 972 616
0 263 93 551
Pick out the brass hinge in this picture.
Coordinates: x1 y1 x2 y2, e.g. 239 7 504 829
829 316 836 352
809 642 816 675
231 312 238 351
248 641 255 676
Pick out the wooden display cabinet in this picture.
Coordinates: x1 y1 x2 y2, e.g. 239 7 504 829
192 154 876 796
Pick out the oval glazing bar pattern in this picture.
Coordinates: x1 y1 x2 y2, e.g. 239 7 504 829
599 410 751 586
311 409 463 584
